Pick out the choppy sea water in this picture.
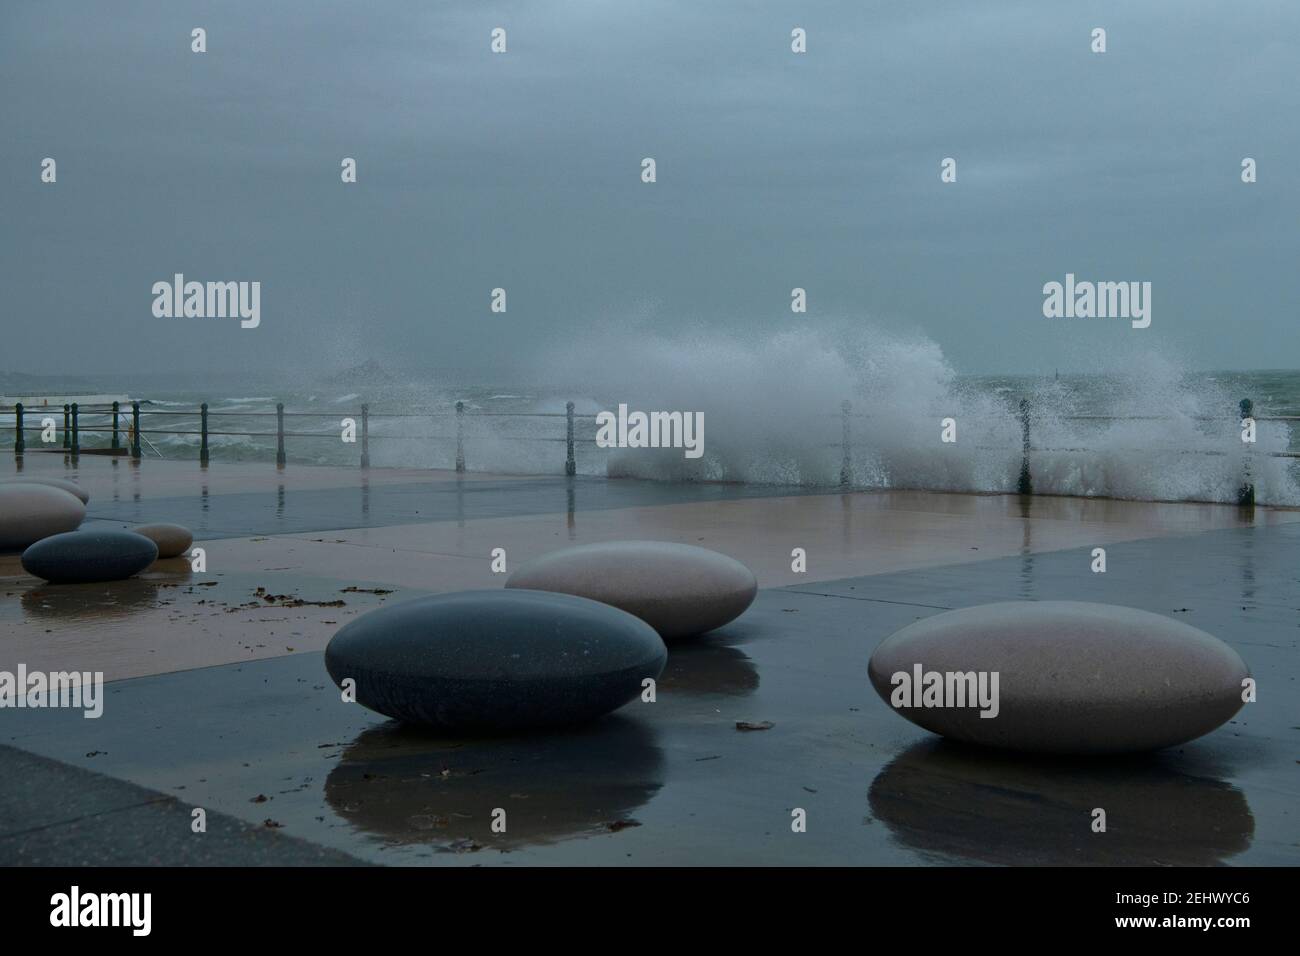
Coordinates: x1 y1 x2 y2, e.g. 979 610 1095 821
3 364 1298 507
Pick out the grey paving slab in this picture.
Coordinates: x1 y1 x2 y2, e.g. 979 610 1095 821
0 745 366 866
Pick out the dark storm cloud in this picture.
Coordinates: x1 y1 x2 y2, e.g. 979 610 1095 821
2 0 1297 377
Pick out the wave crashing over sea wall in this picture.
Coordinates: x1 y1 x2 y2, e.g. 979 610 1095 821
512 328 1297 507
15 329 1292 506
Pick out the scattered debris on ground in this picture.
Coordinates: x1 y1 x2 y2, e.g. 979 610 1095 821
222 586 348 609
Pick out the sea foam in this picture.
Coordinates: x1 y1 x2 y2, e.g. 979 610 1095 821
518 326 1298 506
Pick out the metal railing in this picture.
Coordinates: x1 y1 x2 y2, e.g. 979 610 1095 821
834 397 1289 507
6 399 589 477
6 396 1294 507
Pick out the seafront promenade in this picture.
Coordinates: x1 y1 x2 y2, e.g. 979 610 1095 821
2 455 1297 865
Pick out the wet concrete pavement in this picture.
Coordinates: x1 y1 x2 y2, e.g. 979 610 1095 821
0 745 367 865
6 456 1292 683
1 456 1297 864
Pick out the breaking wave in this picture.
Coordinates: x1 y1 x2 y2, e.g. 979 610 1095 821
14 328 1293 506
512 326 1299 506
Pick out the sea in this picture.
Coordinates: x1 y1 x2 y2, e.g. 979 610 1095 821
3 360 1298 507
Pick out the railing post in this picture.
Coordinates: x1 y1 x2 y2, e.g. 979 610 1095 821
70 403 80 458
455 401 466 473
131 401 142 459
13 404 24 457
276 402 286 468
199 402 210 466
565 401 576 476
1018 398 1033 495
1238 398 1255 508
839 400 853 488
62 404 70 449
111 400 120 450
360 403 370 469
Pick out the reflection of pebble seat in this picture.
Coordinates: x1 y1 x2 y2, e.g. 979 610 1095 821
325 589 667 731
869 739 1254 866
507 540 757 639
323 717 666 850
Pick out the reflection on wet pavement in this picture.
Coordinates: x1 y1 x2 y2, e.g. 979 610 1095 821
658 635 759 697
324 717 664 851
2 566 398 681
15 578 165 622
869 740 1254 866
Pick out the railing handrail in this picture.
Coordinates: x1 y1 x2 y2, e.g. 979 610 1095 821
117 408 597 421
4 395 1288 507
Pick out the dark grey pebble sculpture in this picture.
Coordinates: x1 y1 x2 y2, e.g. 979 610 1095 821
867 601 1250 754
21 529 159 584
324 589 668 731
506 540 758 639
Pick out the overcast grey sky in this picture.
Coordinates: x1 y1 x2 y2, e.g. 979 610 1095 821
2 0 1297 379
